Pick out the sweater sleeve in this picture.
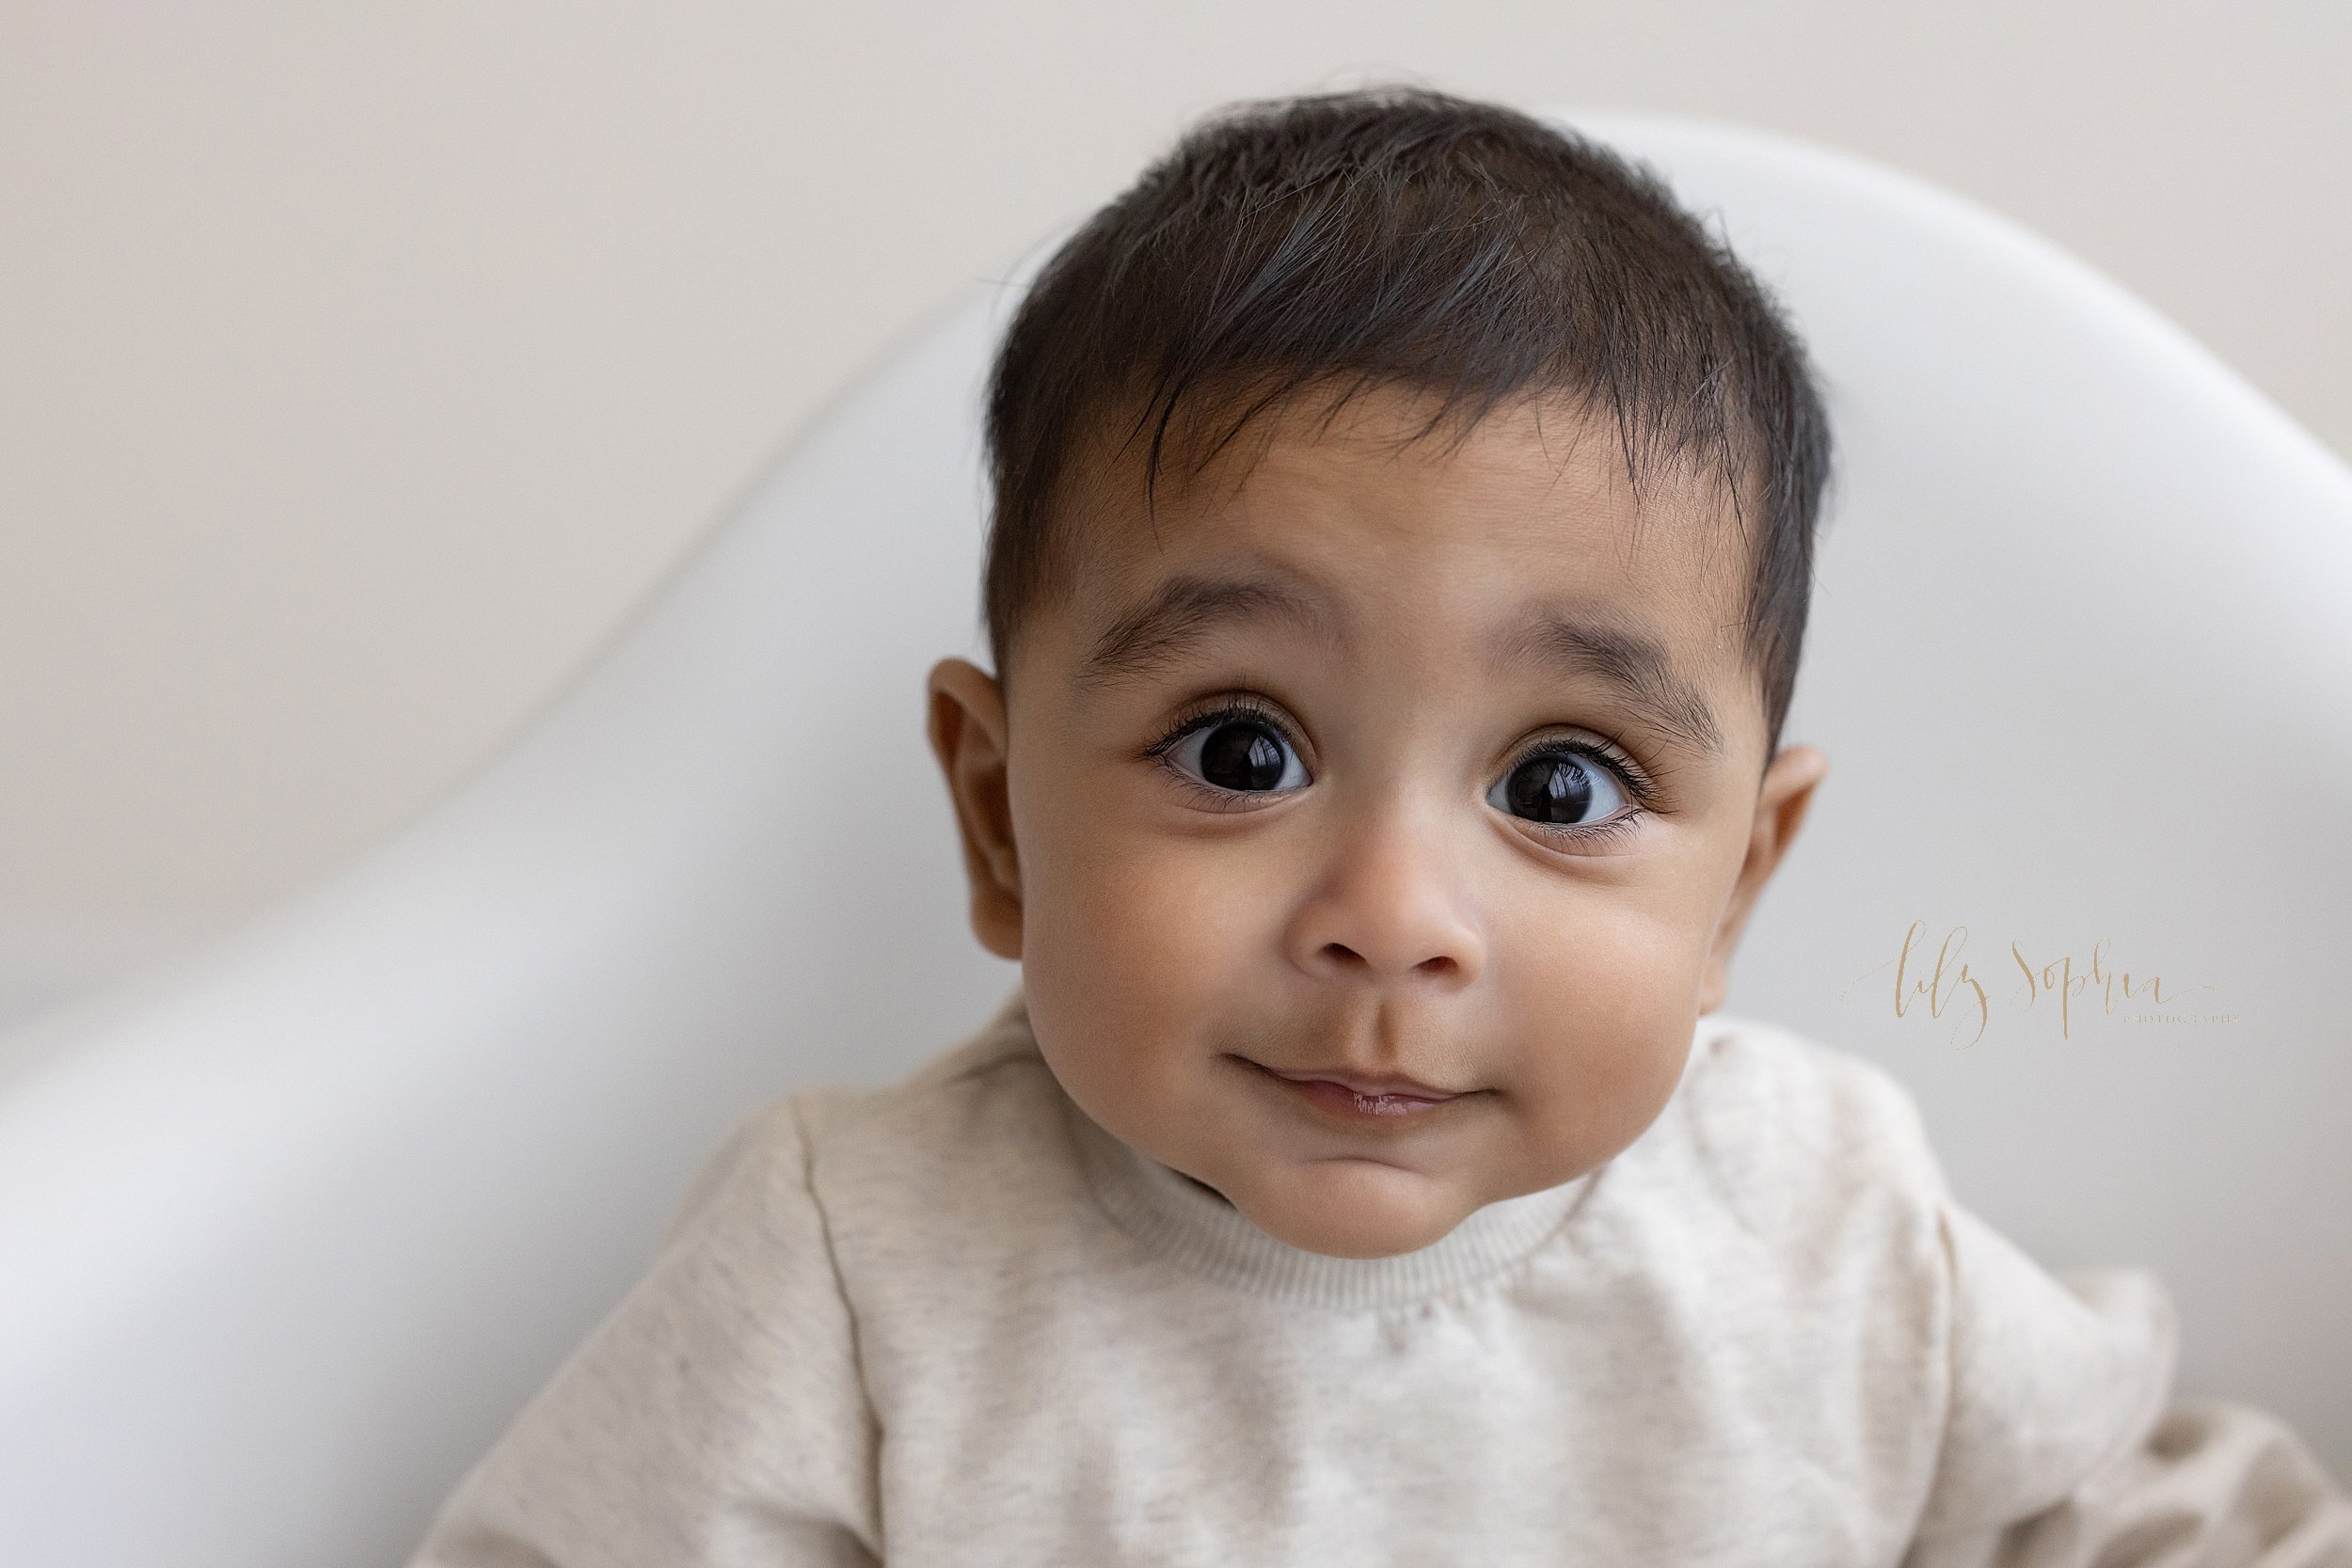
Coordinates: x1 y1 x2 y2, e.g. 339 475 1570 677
1931 1399 2352 1568
403 1096 884 1568
1899 1203 2352 1567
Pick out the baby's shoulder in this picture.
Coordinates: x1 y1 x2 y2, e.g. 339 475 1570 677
670 996 1078 1259
799 995 1065 1173
1636 1012 1953 1243
1677 1013 1946 1173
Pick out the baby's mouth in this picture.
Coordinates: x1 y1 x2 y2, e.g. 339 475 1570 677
1248 1061 1468 1120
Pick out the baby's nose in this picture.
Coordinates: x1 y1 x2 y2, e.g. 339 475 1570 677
1280 806 1485 987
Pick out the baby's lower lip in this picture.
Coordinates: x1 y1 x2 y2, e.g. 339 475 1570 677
1262 1070 1458 1120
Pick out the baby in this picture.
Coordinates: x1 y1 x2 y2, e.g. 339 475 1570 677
409 87 2349 1565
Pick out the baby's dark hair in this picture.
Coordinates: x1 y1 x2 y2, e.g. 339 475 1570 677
981 85 1832 762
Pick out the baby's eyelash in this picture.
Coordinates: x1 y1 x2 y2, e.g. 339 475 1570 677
1510 736 1660 811
1144 695 1298 760
1539 809 1645 848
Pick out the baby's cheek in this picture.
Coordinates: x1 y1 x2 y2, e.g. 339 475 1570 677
1023 823 1274 1039
1493 891 1701 1164
1017 825 1291 1168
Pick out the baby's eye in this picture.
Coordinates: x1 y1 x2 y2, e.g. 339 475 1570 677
1487 750 1629 827
1165 717 1310 795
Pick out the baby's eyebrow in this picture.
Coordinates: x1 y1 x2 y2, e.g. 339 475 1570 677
1492 612 1726 763
1077 573 1340 689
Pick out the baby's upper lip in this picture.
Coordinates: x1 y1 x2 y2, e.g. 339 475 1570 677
1264 1065 1466 1100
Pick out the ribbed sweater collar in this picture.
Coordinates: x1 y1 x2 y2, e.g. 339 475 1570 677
992 998 1669 1312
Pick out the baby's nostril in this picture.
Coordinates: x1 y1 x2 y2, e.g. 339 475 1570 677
1321 942 1366 968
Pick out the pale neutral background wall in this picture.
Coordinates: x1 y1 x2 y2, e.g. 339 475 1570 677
3 1 2347 1027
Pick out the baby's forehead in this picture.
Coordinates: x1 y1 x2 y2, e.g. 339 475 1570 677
1057 384 1756 643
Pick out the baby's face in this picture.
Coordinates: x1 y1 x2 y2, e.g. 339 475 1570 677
930 383 1826 1259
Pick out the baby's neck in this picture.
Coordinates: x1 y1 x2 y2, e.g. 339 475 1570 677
1179 1172 1233 1207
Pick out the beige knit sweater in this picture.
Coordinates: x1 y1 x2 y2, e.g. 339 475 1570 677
408 999 2351 1566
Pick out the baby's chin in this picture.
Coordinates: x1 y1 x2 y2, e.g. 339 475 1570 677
1219 1154 1485 1259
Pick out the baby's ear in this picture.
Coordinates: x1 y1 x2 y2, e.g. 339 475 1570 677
925 657 1024 960
1699 743 1829 1013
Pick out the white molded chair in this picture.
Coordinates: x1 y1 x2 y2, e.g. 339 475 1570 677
2 113 2345 1567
